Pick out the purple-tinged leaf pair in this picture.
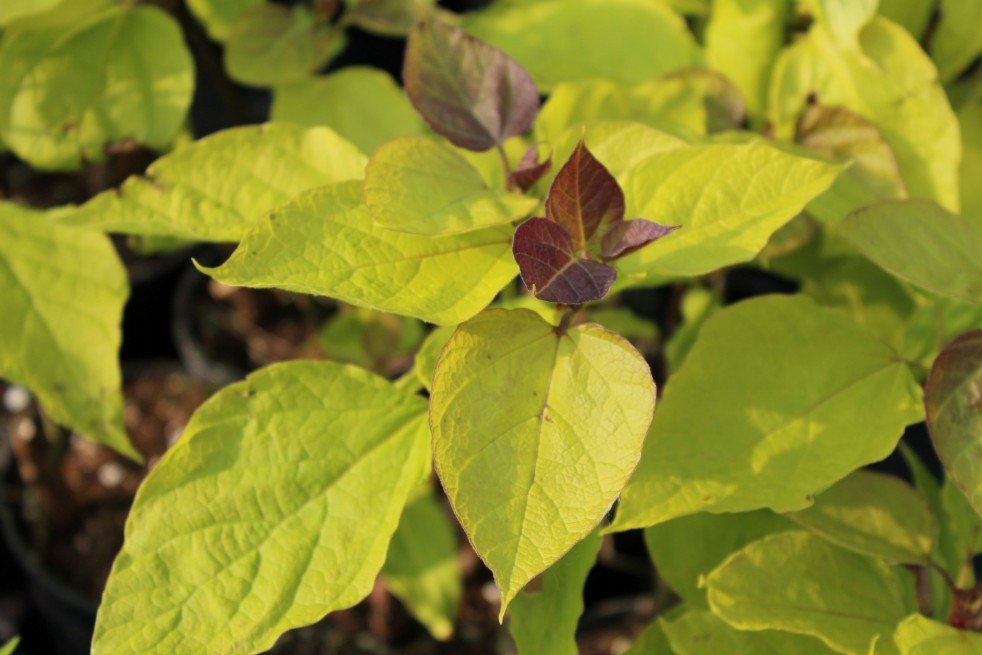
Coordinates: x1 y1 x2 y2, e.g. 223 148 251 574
404 20 540 152
513 141 679 304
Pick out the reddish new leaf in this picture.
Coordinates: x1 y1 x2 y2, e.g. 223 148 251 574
545 140 624 249
513 218 616 304
600 219 680 259
403 20 540 152
508 144 552 192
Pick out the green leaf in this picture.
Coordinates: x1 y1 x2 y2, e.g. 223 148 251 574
705 0 791 117
787 470 937 564
92 361 430 655
225 4 338 88
271 67 425 155
382 483 462 641
941 478 982 583
611 294 922 531
663 286 721 374
344 0 435 37
68 124 366 242
201 181 518 325
430 308 655 614
893 614 982 654
644 510 795 607
803 0 878 49
0 4 194 171
508 531 602 655
930 0 982 83
622 618 676 655
0 637 20 655
0 0 61 25
662 609 839 655
959 103 982 231
186 0 263 41
412 325 456 391
839 200 982 305
876 0 934 40
364 137 537 236
462 0 702 91
926 330 982 518
615 142 841 280
770 16 961 212
0 202 134 458
706 531 912 655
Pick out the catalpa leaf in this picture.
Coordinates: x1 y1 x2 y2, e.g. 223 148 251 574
0 4 194 171
364 136 537 236
202 181 517 325
508 532 602 655
92 361 430 655
893 614 982 654
546 139 626 248
610 295 923 531
926 330 982 518
508 144 553 193
661 609 839 655
403 19 539 152
840 200 982 305
68 124 366 242
601 219 681 259
512 218 617 304
0 202 135 459
430 309 655 616
787 470 937 565
707 532 911 655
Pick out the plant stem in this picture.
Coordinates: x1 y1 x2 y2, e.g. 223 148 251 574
496 143 514 191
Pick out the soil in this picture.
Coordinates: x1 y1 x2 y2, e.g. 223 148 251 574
3 369 212 600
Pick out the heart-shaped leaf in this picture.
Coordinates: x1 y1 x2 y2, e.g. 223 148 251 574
546 139 625 248
404 19 539 152
513 218 616 304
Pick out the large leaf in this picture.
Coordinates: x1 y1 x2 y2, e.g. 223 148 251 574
224 4 338 88
186 0 263 41
364 137 537 236
770 17 960 212
893 614 982 654
662 609 839 655
803 0 878 49
381 483 461 641
926 330 982 518
507 531 602 655
610 294 923 531
68 124 366 242
0 0 61 25
644 510 795 607
92 361 430 655
787 470 937 564
201 181 517 325
839 200 982 305
705 0 790 117
430 308 655 614
0 4 194 171
614 142 841 281
403 19 539 152
271 66 425 155
462 0 702 91
706 532 912 655
0 202 133 458
930 0 982 83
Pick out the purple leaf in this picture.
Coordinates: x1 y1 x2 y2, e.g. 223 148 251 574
601 219 680 259
508 144 552 192
513 218 616 304
403 20 540 152
546 140 624 249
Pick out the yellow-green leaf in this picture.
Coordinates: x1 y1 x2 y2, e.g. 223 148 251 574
92 361 430 655
271 67 425 155
707 532 912 655
413 325 456 391
894 614 982 654
611 294 922 531
662 609 839 655
0 202 134 458
430 308 655 615
930 0 982 83
364 137 537 236
201 181 518 325
68 124 366 242
186 0 263 42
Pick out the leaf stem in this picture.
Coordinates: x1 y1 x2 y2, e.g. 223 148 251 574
496 143 514 191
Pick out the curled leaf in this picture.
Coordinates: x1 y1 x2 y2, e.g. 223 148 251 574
404 19 539 152
513 218 616 304
601 219 680 259
508 143 553 192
